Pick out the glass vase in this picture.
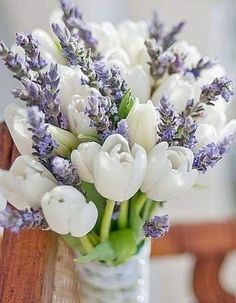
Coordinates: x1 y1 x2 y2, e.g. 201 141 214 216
76 240 151 303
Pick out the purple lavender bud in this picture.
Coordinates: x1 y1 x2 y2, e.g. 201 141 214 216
50 156 79 185
200 77 234 104
93 59 110 79
218 135 234 156
143 215 170 239
187 57 216 79
116 119 129 139
193 143 222 173
0 206 48 233
162 21 185 50
149 12 164 43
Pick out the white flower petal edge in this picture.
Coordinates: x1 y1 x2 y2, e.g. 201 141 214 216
41 186 98 237
93 134 147 202
0 155 56 209
71 142 101 183
127 99 159 152
4 103 33 155
141 142 198 201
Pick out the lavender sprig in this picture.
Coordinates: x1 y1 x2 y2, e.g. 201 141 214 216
157 96 181 142
0 206 48 233
59 0 98 55
143 215 170 239
149 13 185 50
218 135 234 156
52 24 127 102
186 57 216 79
200 77 234 103
50 156 79 185
193 143 222 173
176 116 198 149
27 106 57 158
16 32 47 72
0 41 29 80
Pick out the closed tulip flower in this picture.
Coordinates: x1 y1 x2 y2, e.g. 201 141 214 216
41 186 98 237
0 155 56 210
127 99 159 152
71 142 101 183
93 134 147 202
4 103 33 155
141 142 198 201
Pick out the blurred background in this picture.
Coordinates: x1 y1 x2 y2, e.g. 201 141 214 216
1 0 236 302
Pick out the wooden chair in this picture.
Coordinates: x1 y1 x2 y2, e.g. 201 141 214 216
0 122 236 303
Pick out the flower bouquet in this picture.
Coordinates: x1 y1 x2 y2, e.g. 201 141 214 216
0 1 235 302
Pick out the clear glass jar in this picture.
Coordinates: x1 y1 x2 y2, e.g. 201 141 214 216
76 241 151 303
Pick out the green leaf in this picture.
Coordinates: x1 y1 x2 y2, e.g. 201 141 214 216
109 229 137 265
118 89 134 119
77 134 101 144
75 241 115 264
81 181 106 233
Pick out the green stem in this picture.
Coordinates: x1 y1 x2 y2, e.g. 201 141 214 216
118 200 129 229
79 235 94 254
149 201 159 218
88 231 100 246
142 199 152 220
134 192 147 214
100 199 115 242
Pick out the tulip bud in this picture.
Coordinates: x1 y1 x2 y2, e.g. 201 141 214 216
127 99 158 151
41 186 98 237
48 124 79 158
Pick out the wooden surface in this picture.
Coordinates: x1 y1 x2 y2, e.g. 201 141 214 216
0 121 236 303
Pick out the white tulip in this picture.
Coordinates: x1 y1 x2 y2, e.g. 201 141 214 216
93 134 147 202
218 119 236 143
152 74 195 112
141 142 198 201
0 155 56 210
127 99 159 151
117 20 148 67
4 103 33 155
90 22 120 54
68 95 97 136
195 124 218 150
71 142 101 183
41 186 98 237
58 65 91 113
124 65 151 101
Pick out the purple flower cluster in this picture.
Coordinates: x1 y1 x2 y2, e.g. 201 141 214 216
157 96 181 142
218 135 234 156
177 116 198 149
59 0 98 55
143 214 170 238
0 41 29 80
16 32 47 72
52 24 127 102
186 57 216 79
28 106 57 158
193 143 222 173
50 156 79 186
149 12 185 51
200 77 234 103
0 206 48 233
145 39 185 80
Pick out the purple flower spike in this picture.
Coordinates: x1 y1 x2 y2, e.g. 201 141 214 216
143 215 170 239
200 77 234 104
193 143 222 173
218 135 234 156
0 206 48 233
50 156 79 186
187 57 216 79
